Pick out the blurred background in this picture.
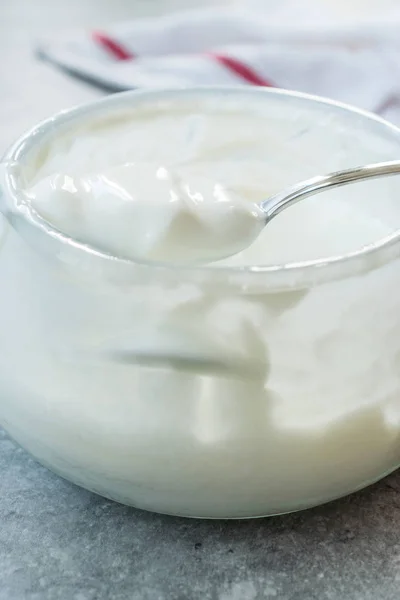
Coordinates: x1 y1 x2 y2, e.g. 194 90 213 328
2 0 400 153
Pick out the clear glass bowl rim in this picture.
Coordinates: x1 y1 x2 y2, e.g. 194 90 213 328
3 86 400 293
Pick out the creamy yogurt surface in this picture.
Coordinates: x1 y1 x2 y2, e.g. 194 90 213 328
24 97 395 267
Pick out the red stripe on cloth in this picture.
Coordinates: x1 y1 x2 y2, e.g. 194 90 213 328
92 31 134 61
208 53 274 87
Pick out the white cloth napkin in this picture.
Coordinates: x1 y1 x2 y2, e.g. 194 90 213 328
38 3 400 124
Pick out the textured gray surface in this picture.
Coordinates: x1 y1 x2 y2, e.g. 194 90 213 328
1 427 400 600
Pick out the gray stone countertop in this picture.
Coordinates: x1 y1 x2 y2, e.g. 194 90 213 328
1 1 400 598
1 427 400 600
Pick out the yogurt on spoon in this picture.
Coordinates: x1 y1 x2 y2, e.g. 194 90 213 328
27 162 265 264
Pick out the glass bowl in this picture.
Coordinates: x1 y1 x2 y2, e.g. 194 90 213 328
1 87 400 518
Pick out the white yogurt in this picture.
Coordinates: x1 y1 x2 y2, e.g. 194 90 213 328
27 162 265 263
2 90 400 518
24 99 397 268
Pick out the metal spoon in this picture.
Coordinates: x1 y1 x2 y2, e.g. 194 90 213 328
260 159 400 225
149 159 400 265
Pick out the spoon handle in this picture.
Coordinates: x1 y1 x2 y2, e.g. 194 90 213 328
261 159 400 222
